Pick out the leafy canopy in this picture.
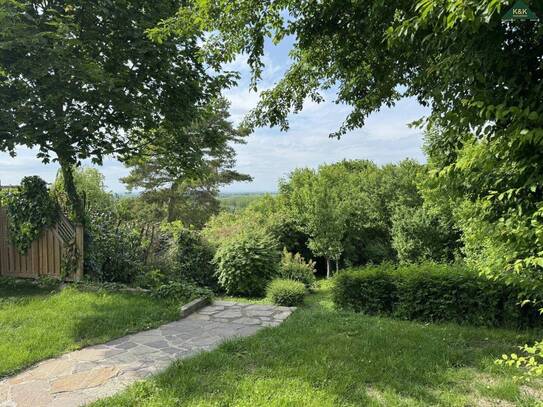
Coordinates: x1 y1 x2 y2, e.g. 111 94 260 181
0 0 235 221
160 0 543 289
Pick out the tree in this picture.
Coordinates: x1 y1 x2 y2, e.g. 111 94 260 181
0 0 233 223
282 166 347 278
51 167 114 217
122 98 251 227
159 0 543 292
391 205 459 264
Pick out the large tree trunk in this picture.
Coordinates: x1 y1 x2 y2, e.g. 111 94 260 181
326 257 331 279
59 161 85 225
167 182 178 222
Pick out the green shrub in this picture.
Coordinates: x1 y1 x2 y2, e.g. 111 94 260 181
267 279 305 306
333 263 542 328
332 263 398 315
85 211 144 283
134 268 168 289
168 227 217 290
279 249 316 288
214 231 280 296
151 281 212 303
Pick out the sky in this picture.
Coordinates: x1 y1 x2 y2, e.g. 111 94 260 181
0 37 429 194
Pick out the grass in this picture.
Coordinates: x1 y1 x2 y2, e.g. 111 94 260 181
216 295 272 305
93 280 543 406
0 280 181 377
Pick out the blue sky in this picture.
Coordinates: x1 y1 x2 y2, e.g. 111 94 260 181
0 38 429 193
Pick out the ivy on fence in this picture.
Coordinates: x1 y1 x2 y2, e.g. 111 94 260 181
4 176 59 254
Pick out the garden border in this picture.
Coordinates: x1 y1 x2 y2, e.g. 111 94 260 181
179 297 212 318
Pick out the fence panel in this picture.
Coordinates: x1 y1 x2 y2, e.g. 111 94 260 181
0 208 83 280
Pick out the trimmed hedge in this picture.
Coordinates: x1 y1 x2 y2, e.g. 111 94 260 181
267 279 305 306
332 263 542 328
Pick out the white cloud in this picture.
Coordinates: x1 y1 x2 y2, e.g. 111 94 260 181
221 96 429 193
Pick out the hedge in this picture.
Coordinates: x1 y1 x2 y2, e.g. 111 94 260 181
332 263 542 328
267 278 306 306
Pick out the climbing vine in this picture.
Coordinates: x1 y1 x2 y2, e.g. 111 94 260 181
4 176 59 254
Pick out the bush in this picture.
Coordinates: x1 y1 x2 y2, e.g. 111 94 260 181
214 231 280 296
151 281 213 303
134 268 168 289
278 249 316 288
267 279 305 306
85 211 145 283
332 263 542 328
168 227 217 290
332 263 398 315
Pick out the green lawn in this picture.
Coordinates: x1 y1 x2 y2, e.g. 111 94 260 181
93 281 543 406
0 281 180 377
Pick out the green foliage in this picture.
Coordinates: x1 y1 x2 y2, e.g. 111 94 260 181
332 264 398 316
168 227 217 290
333 263 542 328
497 340 543 377
219 193 266 212
51 167 114 219
282 166 347 276
163 0 543 301
134 268 168 290
266 279 305 306
206 160 454 274
4 176 58 254
85 211 144 284
121 98 251 227
204 194 308 260
391 205 460 263
0 0 233 222
279 249 316 288
151 281 212 303
214 231 280 296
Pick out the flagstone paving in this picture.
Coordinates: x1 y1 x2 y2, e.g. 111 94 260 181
0 301 294 407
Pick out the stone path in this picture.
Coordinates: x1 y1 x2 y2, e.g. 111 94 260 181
0 301 294 407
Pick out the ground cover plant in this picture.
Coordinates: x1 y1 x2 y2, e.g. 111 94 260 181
0 279 184 377
333 263 542 328
92 282 543 406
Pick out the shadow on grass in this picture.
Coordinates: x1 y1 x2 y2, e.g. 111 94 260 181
0 287 180 378
69 290 181 345
92 284 543 406
0 282 54 304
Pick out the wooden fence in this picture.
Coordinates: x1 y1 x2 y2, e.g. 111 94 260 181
0 208 84 280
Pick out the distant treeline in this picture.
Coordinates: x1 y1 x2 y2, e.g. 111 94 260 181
219 193 274 212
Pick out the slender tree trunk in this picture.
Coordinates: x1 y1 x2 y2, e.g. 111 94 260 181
335 259 339 274
326 257 331 279
59 161 85 225
167 181 178 222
